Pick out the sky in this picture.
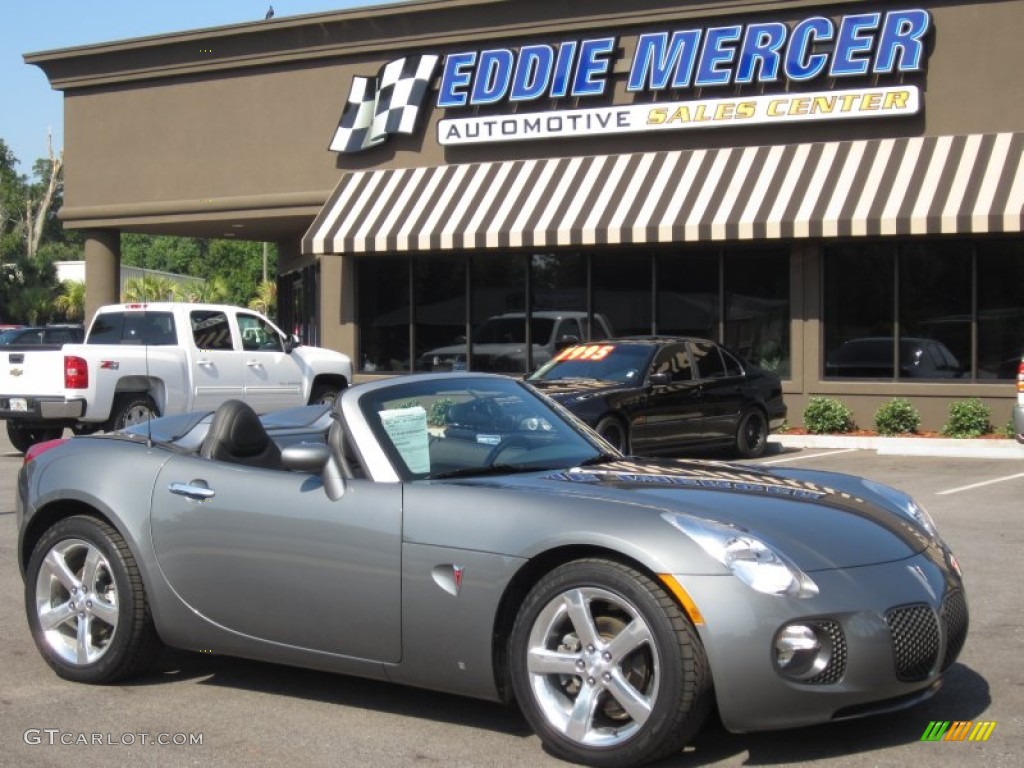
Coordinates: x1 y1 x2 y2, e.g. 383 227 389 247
2 1 392 174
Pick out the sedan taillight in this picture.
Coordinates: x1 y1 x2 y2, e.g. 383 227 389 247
64 355 89 389
1017 359 1024 395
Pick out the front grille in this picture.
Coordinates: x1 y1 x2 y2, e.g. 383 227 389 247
885 603 940 682
940 590 969 670
806 619 847 685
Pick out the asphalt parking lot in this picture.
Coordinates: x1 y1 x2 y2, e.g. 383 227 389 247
0 430 1020 768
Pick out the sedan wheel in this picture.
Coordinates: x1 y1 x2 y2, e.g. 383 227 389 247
735 408 769 459
595 416 629 454
26 516 162 683
510 559 710 767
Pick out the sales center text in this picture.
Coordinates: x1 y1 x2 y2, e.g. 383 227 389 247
447 89 914 141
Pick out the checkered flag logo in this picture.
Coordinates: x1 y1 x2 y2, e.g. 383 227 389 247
329 55 439 153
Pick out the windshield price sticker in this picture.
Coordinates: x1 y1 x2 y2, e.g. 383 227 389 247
554 344 615 363
379 406 431 474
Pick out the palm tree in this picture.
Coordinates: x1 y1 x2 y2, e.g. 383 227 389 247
122 276 176 302
248 280 277 317
54 279 86 321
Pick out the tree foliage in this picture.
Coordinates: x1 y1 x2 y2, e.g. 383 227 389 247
121 234 278 312
1 132 279 323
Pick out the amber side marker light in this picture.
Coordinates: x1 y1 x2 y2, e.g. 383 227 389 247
23 438 70 465
658 574 706 626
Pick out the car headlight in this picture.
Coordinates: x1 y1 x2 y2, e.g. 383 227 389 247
862 480 939 539
662 513 818 598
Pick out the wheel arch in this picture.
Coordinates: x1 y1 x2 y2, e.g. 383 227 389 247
490 544 688 703
111 379 165 415
20 498 141 584
309 373 349 397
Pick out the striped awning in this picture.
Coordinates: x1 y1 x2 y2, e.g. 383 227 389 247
302 132 1024 255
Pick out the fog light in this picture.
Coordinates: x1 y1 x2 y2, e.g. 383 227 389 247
774 624 831 680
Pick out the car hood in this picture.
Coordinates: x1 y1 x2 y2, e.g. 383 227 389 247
529 378 637 400
423 343 545 357
450 459 941 572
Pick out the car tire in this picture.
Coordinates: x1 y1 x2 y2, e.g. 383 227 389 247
25 515 163 683
734 407 769 459
309 384 342 407
509 559 711 768
108 394 158 431
595 415 629 454
6 422 63 454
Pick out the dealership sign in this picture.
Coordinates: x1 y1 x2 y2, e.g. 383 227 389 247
330 8 930 152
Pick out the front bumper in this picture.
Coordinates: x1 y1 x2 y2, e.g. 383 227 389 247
1013 403 1023 444
0 396 84 422
677 549 967 732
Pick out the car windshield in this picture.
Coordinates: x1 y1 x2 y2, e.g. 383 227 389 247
358 376 611 481
529 342 655 383
474 317 555 344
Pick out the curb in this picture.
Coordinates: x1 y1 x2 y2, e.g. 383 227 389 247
770 433 1024 460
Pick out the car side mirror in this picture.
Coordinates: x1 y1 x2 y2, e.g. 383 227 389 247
281 442 331 473
648 372 671 386
284 333 300 353
555 334 579 350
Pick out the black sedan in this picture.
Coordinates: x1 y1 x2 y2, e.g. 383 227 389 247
528 337 786 458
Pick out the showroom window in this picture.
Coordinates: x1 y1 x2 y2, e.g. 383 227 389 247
358 257 410 373
823 239 1024 380
356 247 792 377
724 250 790 378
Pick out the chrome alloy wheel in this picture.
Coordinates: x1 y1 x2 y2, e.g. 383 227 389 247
525 586 660 747
34 538 120 666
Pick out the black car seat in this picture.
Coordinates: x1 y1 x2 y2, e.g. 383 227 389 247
200 399 283 470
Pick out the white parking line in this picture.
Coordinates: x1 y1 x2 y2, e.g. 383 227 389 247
935 472 1024 496
761 449 859 465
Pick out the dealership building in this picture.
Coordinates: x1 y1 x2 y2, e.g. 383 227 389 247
28 0 1023 429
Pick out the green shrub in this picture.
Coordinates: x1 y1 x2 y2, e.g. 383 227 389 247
941 398 991 438
428 397 456 427
873 398 920 436
803 397 855 434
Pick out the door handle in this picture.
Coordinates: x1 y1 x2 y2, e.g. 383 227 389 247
197 359 214 367
246 360 263 368
168 482 215 501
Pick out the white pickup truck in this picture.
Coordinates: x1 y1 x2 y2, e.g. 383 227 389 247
0 302 352 453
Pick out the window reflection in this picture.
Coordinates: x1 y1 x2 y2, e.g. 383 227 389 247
824 239 1024 380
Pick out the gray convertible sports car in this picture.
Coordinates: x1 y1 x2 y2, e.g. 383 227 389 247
17 373 967 767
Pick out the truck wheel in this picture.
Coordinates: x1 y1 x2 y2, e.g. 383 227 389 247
108 395 158 432
6 422 64 454
309 384 341 407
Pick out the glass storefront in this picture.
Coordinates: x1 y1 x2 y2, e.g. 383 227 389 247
356 247 791 376
823 238 1024 380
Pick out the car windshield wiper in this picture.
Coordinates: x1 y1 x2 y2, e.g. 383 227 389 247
430 463 551 480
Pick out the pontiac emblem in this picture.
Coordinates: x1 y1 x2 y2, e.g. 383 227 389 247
431 563 466 597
